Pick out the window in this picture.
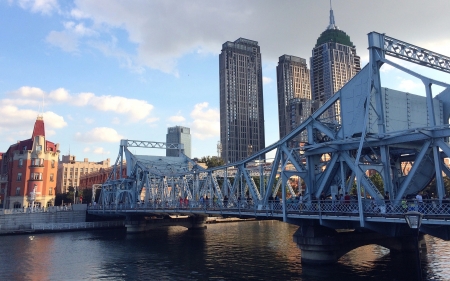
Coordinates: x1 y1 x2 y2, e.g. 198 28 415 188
18 158 23 167
17 173 22 181
50 173 54 182
36 145 42 152
51 160 55 168
13 202 21 209
80 168 84 173
15 187 20 195
31 158 43 166
49 188 53 195
30 173 42 180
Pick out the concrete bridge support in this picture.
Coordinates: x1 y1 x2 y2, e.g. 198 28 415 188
293 224 425 264
125 215 207 233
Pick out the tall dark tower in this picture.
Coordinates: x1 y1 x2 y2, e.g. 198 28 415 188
276 55 311 145
310 3 361 121
219 38 265 163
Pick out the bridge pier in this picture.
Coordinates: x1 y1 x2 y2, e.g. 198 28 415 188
186 215 207 230
293 224 425 264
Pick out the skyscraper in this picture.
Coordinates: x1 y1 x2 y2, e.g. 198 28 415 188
310 4 361 121
219 38 265 163
166 126 191 158
276 55 312 144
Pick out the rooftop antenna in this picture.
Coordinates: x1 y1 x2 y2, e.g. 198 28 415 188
37 90 45 118
328 0 338 30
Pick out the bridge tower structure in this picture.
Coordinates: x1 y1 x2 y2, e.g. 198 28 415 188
93 32 450 264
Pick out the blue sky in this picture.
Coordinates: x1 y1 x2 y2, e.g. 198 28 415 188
1 0 449 162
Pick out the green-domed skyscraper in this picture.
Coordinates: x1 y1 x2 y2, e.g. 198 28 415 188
310 3 361 121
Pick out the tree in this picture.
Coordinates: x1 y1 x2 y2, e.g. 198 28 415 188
426 176 450 197
369 172 385 193
199 156 225 168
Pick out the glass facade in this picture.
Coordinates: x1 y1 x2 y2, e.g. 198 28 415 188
219 38 265 163
276 55 312 145
166 126 191 158
310 7 361 123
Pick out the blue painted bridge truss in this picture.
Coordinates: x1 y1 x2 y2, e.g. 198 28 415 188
91 32 450 239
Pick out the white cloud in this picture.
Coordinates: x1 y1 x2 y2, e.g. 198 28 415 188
88 39 146 74
9 87 155 122
397 78 422 92
74 127 124 143
168 114 185 123
145 117 159 128
421 39 450 57
46 129 56 137
380 63 394 73
263 77 272 85
84 117 94 124
48 88 71 102
10 86 45 98
111 117 120 125
70 9 90 19
16 0 59 14
93 147 110 155
46 30 79 52
43 111 68 129
63 21 97 37
0 105 39 128
83 147 90 153
189 102 219 140
84 95 154 122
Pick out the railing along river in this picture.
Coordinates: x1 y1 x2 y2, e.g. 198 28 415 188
89 198 450 219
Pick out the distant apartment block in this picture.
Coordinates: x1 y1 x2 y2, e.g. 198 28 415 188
166 126 191 157
57 155 110 193
220 38 265 163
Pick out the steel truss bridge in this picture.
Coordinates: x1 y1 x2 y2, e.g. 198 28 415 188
89 32 450 242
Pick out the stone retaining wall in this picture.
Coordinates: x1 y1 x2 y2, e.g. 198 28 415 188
0 209 86 231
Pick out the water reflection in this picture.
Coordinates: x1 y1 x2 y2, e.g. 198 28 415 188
0 221 449 280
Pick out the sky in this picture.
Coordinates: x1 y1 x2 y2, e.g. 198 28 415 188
0 0 449 163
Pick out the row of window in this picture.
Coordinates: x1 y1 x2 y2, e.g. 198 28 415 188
16 173 54 181
14 187 53 196
18 158 56 168
64 167 99 173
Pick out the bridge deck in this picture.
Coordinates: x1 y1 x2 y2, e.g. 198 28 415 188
88 199 450 226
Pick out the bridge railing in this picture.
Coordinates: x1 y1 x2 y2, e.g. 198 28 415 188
88 199 450 218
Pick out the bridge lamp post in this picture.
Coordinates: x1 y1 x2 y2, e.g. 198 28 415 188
404 211 423 281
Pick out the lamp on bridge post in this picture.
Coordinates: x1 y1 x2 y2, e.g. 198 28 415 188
404 211 423 281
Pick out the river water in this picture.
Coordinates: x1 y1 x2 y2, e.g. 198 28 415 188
0 220 449 281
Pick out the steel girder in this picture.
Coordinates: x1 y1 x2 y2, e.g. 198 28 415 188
96 32 449 229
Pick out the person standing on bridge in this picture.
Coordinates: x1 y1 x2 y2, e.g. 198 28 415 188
416 192 423 212
200 196 204 209
344 192 351 206
384 192 391 213
223 195 228 208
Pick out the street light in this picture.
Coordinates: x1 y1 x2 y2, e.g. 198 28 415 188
405 211 423 281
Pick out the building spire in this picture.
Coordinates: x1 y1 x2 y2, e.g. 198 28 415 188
327 0 339 30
